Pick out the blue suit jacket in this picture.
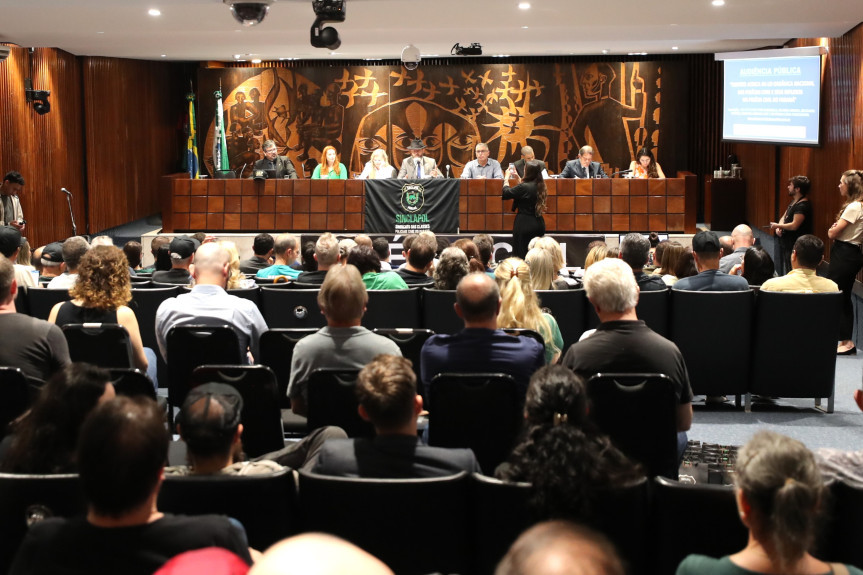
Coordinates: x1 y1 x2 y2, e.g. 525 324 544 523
673 269 751 291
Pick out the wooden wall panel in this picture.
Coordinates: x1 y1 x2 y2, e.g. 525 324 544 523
83 57 186 233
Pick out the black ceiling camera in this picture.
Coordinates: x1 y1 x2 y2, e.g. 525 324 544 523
451 43 483 56
24 78 50 115
310 0 346 50
223 0 274 27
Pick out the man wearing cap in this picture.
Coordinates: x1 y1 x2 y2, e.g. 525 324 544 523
156 243 268 363
166 383 346 476
397 139 443 179
256 233 301 280
460 142 504 179
0 225 36 289
0 171 25 233
46 236 90 290
38 242 65 282
253 140 298 180
673 231 751 291
151 236 199 285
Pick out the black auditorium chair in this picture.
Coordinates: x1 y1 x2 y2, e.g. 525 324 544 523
652 476 748 575
299 470 471 575
0 473 85 574
748 291 841 412
821 480 863 567
61 323 134 369
165 325 241 413
364 288 421 330
501 328 545 348
0 367 38 435
306 368 373 437
260 288 326 329
535 288 587 350
586 477 651 575
586 373 679 479
159 467 296 551
258 328 319 407
586 287 670 337
421 288 462 335
129 285 180 351
372 328 434 400
428 373 522 474
471 474 533 575
21 287 71 320
669 289 754 403
190 364 285 458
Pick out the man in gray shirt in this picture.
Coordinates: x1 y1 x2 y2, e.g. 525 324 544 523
460 142 503 179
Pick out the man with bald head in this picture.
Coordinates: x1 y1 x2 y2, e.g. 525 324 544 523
719 224 755 273
155 242 268 362
256 233 301 280
420 272 545 399
507 145 549 179
249 534 393 575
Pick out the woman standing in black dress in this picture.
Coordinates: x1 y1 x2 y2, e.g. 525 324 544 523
770 175 812 275
503 160 547 258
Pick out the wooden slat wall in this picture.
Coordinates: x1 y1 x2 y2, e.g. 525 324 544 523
0 45 86 248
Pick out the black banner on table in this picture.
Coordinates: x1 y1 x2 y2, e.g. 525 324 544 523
364 179 460 234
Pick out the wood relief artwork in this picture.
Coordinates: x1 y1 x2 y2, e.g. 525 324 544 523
198 61 670 181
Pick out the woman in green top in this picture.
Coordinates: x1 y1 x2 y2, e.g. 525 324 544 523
677 430 863 575
311 145 347 180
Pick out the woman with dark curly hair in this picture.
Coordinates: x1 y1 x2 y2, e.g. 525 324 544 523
0 363 115 473
48 245 151 376
496 365 643 520
433 247 470 290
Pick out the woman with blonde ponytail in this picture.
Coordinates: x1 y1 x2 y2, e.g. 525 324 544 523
677 430 861 575
494 257 563 364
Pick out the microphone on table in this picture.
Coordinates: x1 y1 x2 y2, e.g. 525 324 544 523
610 169 633 178
416 160 421 178
445 164 450 178
61 187 72 196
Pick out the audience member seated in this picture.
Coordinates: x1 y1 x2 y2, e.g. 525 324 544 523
49 246 153 380
719 224 756 273
496 366 642 518
313 354 481 477
156 243 268 363
658 241 686 286
525 247 568 290
138 236 172 274
495 258 563 364
166 383 345 475
675 247 698 281
297 233 340 286
287 265 401 416
9 396 254 574
649 238 669 273
759 235 836 293
221 241 254 289
301 241 317 272
473 233 496 272
395 231 436 287
673 231 750 291
620 232 666 291
0 363 114 473
249 533 394 575
152 236 198 285
347 245 408 290
0 255 70 381
584 244 608 269
534 236 579 288
561 258 693 458
38 241 65 282
719 235 734 260
433 246 470 290
338 238 357 265
256 234 301 281
372 237 392 270
677 431 862 575
495 520 625 575
46 236 90 290
420 273 545 398
737 246 777 286
239 233 274 275
453 238 487 273
0 225 36 289
123 240 143 271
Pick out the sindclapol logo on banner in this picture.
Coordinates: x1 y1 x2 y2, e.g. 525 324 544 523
400 183 425 213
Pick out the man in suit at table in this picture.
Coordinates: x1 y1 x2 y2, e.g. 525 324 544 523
397 139 443 179
559 145 609 179
253 139 298 179
508 145 549 179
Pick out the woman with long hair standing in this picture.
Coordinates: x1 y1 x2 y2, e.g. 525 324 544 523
503 160 547 258
827 170 863 355
311 145 347 180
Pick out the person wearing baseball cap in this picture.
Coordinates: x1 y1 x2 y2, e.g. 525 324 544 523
38 241 65 282
673 231 750 292
151 236 200 285
0 225 36 288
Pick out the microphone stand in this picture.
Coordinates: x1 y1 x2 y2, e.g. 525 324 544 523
63 190 77 236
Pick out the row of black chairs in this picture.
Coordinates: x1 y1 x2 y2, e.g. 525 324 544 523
4 469 863 575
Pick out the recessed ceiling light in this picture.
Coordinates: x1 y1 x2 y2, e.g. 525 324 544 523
518 2 531 9
233 54 242 59
492 54 510 58
601 49 609 54
160 54 167 58
521 26 529 29
148 8 161 16
251 58 262 64
96 31 104 34
672 46 679 51
712 0 725 5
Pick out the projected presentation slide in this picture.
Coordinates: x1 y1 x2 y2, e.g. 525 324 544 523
723 55 821 145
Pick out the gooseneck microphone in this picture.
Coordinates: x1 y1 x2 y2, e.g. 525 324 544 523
61 187 72 196
61 188 77 236
445 164 451 178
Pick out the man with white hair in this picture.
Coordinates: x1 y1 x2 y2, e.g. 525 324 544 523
561 257 693 454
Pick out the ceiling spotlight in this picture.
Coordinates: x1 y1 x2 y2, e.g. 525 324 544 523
223 0 274 27
712 0 725 5
518 2 531 8
601 49 609 54
148 8 161 16
310 0 345 50
401 44 420 70
451 43 483 56
24 79 51 115
672 46 679 51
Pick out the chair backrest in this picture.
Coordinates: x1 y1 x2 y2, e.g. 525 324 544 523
306 368 373 437
428 373 523 474
0 367 37 434
421 288 462 335
652 476 747 575
129 286 181 350
61 323 134 369
585 477 651 575
586 373 679 479
299 470 471 575
471 474 533 575
364 288 421 330
0 473 85 574
189 364 285 458
20 287 71 320
108 368 156 399
669 289 754 396
500 328 545 347
258 328 319 408
158 468 296 551
635 288 670 337
821 480 863 566
535 289 587 350
750 291 841 400
184 285 262 306
165 325 242 408
371 328 434 402
260 288 326 329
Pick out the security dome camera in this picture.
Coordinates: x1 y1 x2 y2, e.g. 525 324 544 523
223 0 273 27
401 44 420 71
311 18 341 49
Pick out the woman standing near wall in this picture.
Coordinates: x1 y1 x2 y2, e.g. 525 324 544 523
827 170 863 355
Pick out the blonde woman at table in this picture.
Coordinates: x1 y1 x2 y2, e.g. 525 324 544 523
357 149 397 179
311 145 347 180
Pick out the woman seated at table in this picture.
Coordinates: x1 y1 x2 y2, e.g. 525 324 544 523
357 149 397 179
628 149 666 179
311 145 347 180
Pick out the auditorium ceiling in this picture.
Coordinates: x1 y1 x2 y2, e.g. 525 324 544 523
0 0 861 62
